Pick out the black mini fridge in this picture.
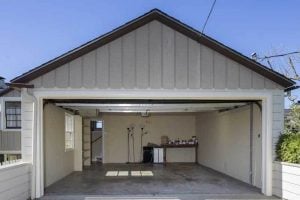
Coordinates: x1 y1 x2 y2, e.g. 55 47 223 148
143 146 153 163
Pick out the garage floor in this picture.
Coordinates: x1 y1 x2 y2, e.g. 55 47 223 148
41 163 277 200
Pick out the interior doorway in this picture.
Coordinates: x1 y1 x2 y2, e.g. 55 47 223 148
90 120 103 163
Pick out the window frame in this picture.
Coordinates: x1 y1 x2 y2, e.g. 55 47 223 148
1 97 21 131
5 101 21 129
65 113 75 151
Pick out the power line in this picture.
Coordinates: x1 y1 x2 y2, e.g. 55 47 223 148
200 0 217 37
258 51 300 61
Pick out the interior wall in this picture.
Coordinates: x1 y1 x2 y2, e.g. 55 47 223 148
102 113 196 163
91 130 102 161
195 104 262 187
44 104 74 187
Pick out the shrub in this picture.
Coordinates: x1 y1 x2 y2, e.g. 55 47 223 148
276 133 300 164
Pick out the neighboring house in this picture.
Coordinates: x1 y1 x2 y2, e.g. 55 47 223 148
0 77 21 163
0 9 296 200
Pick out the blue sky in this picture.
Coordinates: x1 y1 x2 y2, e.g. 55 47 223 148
0 0 299 106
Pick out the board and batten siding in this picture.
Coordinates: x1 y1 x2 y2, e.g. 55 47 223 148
271 91 285 159
273 162 300 200
0 163 31 200
0 131 21 151
29 20 281 90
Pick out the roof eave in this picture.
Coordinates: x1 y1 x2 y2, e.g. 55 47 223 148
10 9 295 88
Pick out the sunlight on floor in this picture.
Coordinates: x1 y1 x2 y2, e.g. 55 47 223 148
105 170 154 177
86 197 181 200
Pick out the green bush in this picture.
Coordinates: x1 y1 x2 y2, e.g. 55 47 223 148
276 133 300 164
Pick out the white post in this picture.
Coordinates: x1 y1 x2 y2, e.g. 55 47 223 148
34 97 44 198
261 96 273 196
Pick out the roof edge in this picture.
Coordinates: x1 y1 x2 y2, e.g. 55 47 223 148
11 9 295 88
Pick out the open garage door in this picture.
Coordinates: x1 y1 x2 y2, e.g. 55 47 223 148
43 99 262 192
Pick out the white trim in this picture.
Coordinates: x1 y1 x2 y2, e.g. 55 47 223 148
0 151 21 154
30 89 274 197
0 161 29 170
65 112 75 151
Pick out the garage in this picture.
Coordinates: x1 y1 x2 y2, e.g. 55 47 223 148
41 99 263 197
5 9 292 199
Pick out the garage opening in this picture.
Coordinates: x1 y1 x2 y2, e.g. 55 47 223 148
43 99 262 196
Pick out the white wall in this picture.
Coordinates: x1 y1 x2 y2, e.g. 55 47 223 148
273 162 300 200
44 104 74 187
102 113 196 163
0 163 31 200
196 105 262 187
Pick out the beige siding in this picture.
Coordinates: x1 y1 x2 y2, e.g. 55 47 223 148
0 131 21 151
29 20 283 90
196 105 262 187
0 163 31 200
44 104 74 187
272 91 285 159
2 90 21 97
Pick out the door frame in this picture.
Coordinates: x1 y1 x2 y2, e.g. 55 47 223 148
28 89 275 198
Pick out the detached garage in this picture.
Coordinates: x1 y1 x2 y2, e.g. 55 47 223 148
1 9 294 199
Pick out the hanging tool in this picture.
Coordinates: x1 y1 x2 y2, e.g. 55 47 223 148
126 127 130 164
140 125 148 162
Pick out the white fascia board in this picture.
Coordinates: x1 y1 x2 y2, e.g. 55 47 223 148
31 88 278 100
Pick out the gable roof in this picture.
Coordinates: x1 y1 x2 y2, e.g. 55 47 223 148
10 9 294 88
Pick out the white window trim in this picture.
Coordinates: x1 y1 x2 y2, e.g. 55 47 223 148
65 113 75 151
0 97 21 132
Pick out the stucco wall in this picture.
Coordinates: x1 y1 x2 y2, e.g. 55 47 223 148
44 104 74 187
102 113 196 163
196 105 262 187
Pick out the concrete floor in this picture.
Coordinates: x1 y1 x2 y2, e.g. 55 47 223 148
41 163 277 200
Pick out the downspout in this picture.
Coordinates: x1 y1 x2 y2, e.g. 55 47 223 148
24 88 38 199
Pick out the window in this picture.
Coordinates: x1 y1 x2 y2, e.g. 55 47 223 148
65 113 74 150
5 101 21 129
91 120 102 131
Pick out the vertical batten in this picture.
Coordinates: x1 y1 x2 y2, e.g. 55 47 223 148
175 32 188 89
162 24 175 89
42 70 55 88
227 59 239 89
55 64 69 88
149 21 162 89
252 71 265 89
96 45 109 88
82 51 96 88
200 45 213 89
239 64 252 89
122 31 136 89
136 24 149 89
188 39 201 89
69 58 82 88
109 38 122 89
214 52 226 89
